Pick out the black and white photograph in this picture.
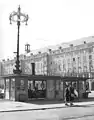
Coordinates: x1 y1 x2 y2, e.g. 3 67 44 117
0 0 94 120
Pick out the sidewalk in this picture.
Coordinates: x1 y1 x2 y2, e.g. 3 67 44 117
0 99 94 113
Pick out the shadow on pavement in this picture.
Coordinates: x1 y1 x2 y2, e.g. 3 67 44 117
26 97 94 105
27 99 64 105
71 104 94 108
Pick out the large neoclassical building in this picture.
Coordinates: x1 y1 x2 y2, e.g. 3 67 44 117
1 36 94 77
0 36 94 100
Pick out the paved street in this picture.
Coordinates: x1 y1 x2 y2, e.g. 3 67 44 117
0 91 94 120
0 101 94 120
0 104 94 120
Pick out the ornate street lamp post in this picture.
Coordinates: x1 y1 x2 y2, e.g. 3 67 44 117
9 5 29 74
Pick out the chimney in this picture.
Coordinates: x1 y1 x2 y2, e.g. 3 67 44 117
7 58 9 61
48 49 52 53
38 51 41 54
84 41 86 44
59 46 62 49
30 53 33 56
25 43 30 53
2 59 5 62
70 44 73 47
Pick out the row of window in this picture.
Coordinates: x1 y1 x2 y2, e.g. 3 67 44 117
1 51 94 75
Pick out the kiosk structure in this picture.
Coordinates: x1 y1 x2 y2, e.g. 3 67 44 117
0 74 88 102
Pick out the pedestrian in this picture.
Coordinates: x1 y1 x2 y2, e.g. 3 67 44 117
69 84 75 106
65 83 76 106
64 83 70 106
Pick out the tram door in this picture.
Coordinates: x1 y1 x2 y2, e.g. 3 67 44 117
28 80 46 99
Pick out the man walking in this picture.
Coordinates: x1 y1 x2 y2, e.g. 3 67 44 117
69 84 75 106
64 83 70 106
65 83 76 106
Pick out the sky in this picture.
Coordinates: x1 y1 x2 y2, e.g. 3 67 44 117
1 0 94 60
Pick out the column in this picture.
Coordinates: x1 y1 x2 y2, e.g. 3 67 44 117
46 80 55 99
77 80 79 101
63 81 65 101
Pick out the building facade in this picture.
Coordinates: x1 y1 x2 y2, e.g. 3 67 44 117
0 36 94 99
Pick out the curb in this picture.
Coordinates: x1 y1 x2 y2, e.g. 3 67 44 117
0 106 66 113
0 103 94 113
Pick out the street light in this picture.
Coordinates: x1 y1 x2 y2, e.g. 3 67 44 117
9 5 29 74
